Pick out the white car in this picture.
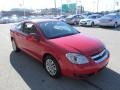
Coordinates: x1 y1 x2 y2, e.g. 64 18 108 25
79 14 102 27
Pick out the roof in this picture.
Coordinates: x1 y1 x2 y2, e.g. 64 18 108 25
25 19 58 23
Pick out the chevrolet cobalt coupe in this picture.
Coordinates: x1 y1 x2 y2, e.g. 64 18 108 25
10 19 109 78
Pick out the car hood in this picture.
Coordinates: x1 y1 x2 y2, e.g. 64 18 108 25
49 33 105 56
80 19 93 22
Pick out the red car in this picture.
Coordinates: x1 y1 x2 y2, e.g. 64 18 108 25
10 19 109 79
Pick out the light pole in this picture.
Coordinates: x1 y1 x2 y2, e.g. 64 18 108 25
113 0 119 10
61 0 62 15
54 0 57 16
92 1 95 12
77 0 82 14
23 0 25 17
97 0 99 12
76 0 77 14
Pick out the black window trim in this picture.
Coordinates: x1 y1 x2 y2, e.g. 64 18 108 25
22 22 38 35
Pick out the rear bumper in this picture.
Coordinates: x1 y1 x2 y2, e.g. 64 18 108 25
66 21 74 24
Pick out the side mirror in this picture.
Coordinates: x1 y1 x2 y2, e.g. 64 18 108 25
28 33 40 40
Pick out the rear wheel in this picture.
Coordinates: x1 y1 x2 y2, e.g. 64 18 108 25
43 55 61 78
91 22 94 27
11 39 20 52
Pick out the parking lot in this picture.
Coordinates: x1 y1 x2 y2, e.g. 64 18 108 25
0 24 120 90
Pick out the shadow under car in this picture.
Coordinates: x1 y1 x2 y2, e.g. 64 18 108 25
10 51 120 90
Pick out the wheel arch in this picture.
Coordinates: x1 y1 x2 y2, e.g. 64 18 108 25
11 37 14 40
42 53 62 78
42 53 61 69
42 53 57 62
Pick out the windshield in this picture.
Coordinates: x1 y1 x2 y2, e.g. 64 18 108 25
55 16 64 19
66 15 74 18
87 15 97 19
38 21 80 39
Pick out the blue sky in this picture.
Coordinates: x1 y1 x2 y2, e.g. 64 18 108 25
0 0 120 12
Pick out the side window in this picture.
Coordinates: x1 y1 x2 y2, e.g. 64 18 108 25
92 16 96 19
23 23 37 34
97 16 100 18
15 23 22 31
74 16 78 19
78 15 83 19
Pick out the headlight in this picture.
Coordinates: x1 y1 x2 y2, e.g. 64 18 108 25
66 53 89 64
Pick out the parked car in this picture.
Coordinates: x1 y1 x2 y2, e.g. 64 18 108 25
82 12 92 16
19 16 28 22
64 14 84 25
28 15 37 20
54 15 67 20
10 19 109 79
79 14 102 26
10 15 19 23
0 16 11 24
97 13 120 28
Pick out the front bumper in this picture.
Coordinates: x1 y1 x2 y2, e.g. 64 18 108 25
60 57 109 79
79 21 92 26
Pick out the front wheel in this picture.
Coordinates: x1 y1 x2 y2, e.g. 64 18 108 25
114 22 118 28
74 21 77 25
43 55 61 78
11 40 20 52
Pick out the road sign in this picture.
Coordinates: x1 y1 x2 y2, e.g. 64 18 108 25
62 4 69 12
62 3 76 13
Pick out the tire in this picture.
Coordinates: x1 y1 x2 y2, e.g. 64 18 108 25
11 39 20 52
74 21 77 25
91 22 94 27
114 22 118 28
43 55 61 78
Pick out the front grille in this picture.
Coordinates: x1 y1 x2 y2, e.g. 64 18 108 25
80 21 87 25
81 21 86 23
91 49 109 63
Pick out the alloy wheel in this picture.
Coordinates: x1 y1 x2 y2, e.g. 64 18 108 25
45 59 57 76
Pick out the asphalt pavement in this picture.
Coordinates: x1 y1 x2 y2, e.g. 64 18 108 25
0 24 120 90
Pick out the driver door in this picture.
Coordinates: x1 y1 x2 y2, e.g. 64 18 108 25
22 22 42 59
